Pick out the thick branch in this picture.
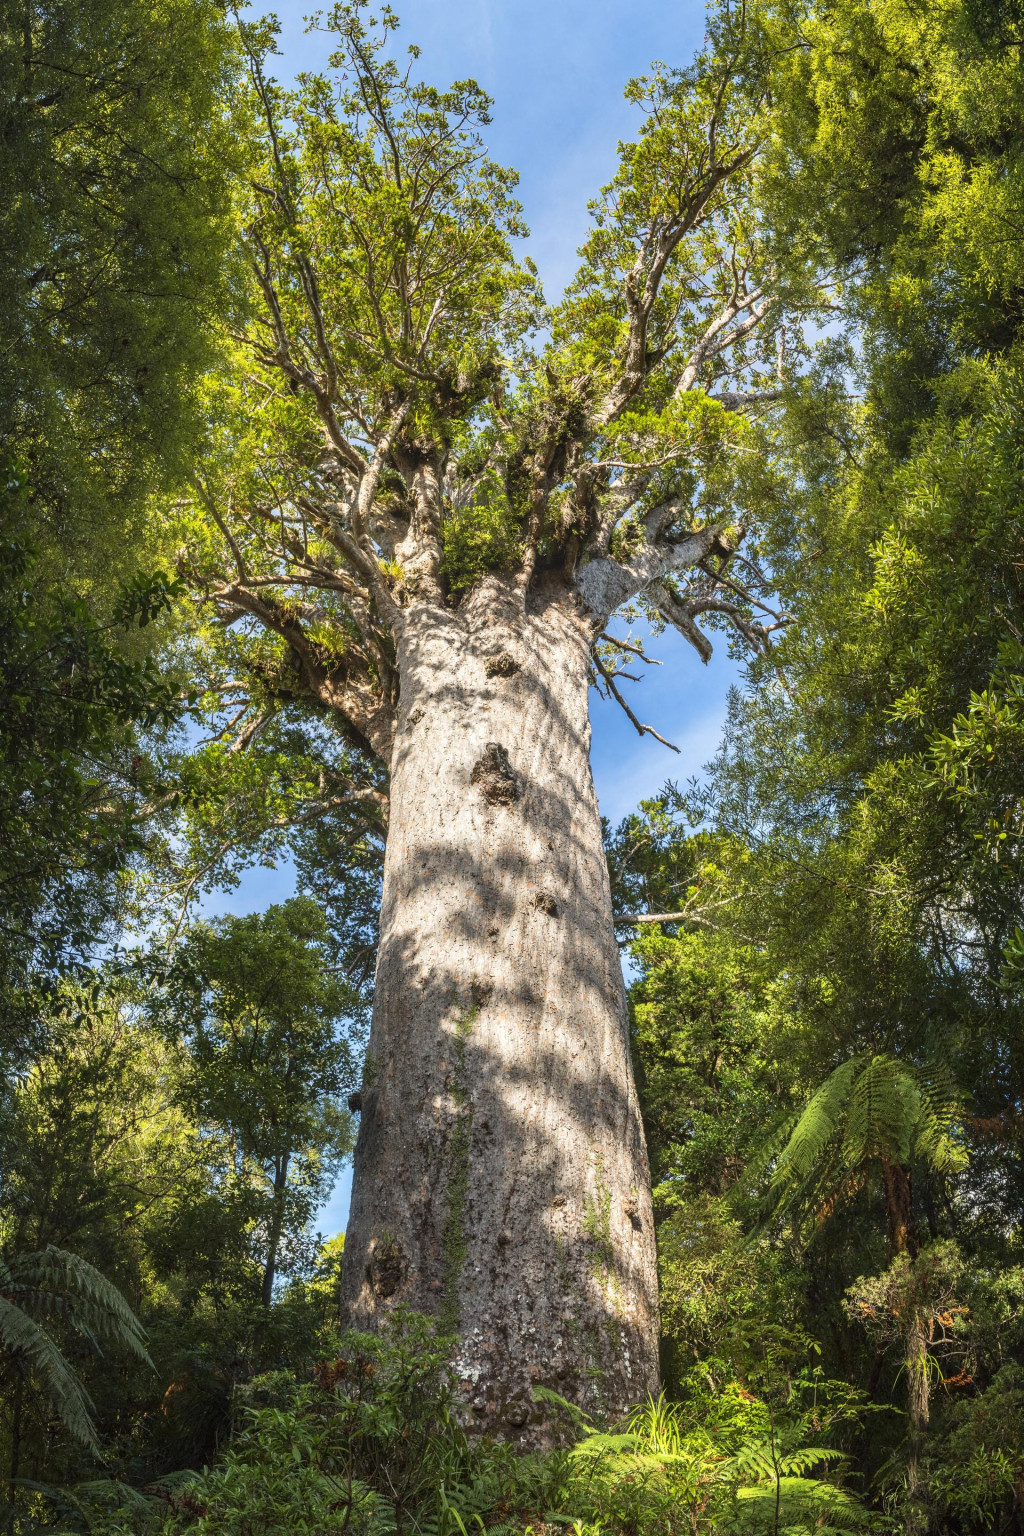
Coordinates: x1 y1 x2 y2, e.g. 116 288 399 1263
574 523 724 627
652 582 714 664
210 581 395 760
653 573 791 666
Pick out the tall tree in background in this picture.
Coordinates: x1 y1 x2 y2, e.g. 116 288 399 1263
0 0 237 562
161 899 359 1309
0 0 239 1040
0 0 242 1503
612 0 1024 1526
181 0 817 1433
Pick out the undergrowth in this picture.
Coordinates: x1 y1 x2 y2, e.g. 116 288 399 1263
33 1312 882 1536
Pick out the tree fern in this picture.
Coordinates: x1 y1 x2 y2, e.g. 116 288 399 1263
765 1054 966 1223
7 1245 149 1360
0 1245 151 1450
0 1295 98 1450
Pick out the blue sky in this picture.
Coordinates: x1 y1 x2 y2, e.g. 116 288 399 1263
215 0 735 1234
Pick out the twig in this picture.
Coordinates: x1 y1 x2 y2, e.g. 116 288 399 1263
615 910 705 924
613 910 756 943
599 633 663 665
592 652 680 753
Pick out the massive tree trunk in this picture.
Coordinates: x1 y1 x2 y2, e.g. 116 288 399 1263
339 576 660 1441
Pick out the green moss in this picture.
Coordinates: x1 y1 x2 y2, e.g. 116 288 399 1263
583 1155 614 1269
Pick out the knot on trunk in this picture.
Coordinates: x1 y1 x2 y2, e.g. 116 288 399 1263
621 1198 642 1231
471 743 520 807
532 890 560 918
484 650 521 678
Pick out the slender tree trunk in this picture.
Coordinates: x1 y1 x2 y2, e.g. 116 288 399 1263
340 577 660 1442
882 1155 914 1261
261 1153 290 1309
905 1313 930 1536
7 1375 23 1517
881 1156 928 1534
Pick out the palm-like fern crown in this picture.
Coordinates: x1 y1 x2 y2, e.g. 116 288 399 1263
0 1245 150 1450
767 1054 967 1221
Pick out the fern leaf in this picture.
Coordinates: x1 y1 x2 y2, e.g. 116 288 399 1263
10 1247 150 1362
737 1477 873 1531
771 1057 864 1199
776 1446 845 1475
0 1296 98 1450
568 1432 639 1456
531 1385 591 1429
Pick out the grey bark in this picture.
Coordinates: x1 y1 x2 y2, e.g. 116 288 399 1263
339 575 659 1442
261 1151 290 1309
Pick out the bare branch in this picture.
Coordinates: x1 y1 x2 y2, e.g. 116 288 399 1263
673 285 768 399
613 909 755 943
592 651 680 753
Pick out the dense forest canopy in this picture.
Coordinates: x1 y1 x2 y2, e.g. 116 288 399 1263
1 0 1023 1531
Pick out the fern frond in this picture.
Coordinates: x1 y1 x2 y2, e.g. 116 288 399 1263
770 1057 864 1200
914 1066 969 1173
729 1444 779 1481
0 1296 98 1450
532 1385 591 1429
846 1056 918 1166
736 1477 874 1531
9 1247 150 1362
776 1446 845 1476
568 1432 638 1457
147 1471 203 1493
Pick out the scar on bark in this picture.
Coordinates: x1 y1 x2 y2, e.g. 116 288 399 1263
484 651 520 678
532 890 560 917
368 1236 405 1299
407 706 424 725
470 742 520 806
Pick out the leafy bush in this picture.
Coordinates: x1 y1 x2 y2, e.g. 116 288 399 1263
86 1316 878 1536
543 1368 879 1536
150 1312 557 1536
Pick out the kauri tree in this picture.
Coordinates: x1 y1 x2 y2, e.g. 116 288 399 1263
181 1 817 1437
